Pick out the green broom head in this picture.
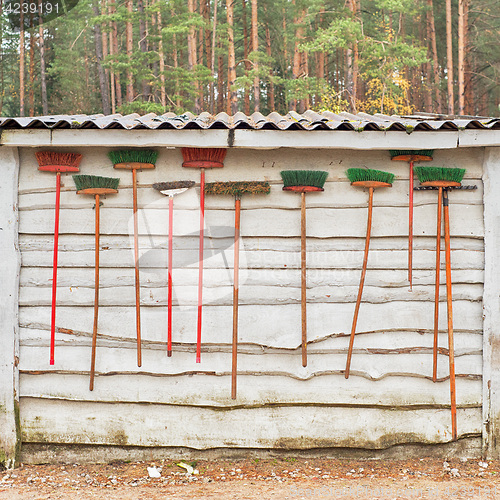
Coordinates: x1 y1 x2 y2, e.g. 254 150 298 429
205 181 271 198
108 149 158 166
280 170 328 189
389 149 434 158
73 174 120 191
414 166 465 184
153 181 195 191
346 168 395 185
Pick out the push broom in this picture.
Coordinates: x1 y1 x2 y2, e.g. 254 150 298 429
36 151 83 365
281 170 328 367
414 166 466 441
152 181 196 357
390 150 434 290
73 174 120 391
108 150 158 368
181 148 227 363
204 181 271 399
344 168 395 379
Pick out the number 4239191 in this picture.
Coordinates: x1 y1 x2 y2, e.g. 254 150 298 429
4 1 60 15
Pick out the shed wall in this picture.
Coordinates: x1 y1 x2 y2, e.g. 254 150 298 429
17 146 484 455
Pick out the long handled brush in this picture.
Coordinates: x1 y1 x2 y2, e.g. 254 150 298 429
73 174 119 391
109 149 158 368
36 151 82 365
390 150 434 290
281 170 328 367
414 166 465 441
344 168 395 379
153 181 196 357
205 181 271 399
182 148 227 363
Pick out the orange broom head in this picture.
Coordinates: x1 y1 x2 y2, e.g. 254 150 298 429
36 151 82 173
181 147 227 169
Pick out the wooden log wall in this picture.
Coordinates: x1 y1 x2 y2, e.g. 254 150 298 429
17 146 484 455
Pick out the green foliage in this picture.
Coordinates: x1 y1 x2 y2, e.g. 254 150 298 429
346 168 395 184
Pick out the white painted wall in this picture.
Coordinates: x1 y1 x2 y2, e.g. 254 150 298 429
12 145 487 457
0 147 20 467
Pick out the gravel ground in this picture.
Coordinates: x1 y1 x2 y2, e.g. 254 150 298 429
1 457 500 499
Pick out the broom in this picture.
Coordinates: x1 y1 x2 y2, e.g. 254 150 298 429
205 181 271 399
182 148 227 363
390 150 434 290
414 166 465 442
153 181 196 357
36 151 83 365
73 174 120 391
344 168 395 379
281 170 328 367
109 149 158 368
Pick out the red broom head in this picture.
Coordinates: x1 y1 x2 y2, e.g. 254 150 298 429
181 148 227 169
36 151 82 173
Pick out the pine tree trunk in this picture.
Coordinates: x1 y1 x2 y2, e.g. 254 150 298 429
211 0 218 113
457 0 466 115
101 0 110 104
29 15 35 116
37 0 48 115
264 8 274 112
217 47 225 113
157 9 166 108
109 0 122 108
251 0 259 112
93 0 111 114
427 0 441 113
19 1 25 116
188 0 200 112
226 0 238 114
446 0 454 114
138 0 150 101
242 0 251 114
463 0 472 114
292 5 306 112
126 0 134 103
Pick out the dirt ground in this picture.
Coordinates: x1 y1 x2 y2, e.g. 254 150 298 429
2 457 500 499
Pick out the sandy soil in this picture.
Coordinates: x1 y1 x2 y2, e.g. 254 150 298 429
1 457 500 499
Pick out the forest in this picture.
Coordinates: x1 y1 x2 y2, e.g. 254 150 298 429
1 0 499 118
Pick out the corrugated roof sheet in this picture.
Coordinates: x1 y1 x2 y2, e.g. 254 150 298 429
1 111 499 131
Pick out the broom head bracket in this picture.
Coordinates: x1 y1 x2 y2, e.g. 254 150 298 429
113 162 155 170
38 165 80 173
283 185 324 193
351 180 392 189
182 160 224 169
77 188 119 195
391 154 433 162
420 180 461 188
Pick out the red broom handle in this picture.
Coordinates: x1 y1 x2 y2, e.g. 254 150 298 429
443 190 457 441
49 172 61 365
132 168 142 367
301 192 307 367
433 187 443 382
408 160 414 290
345 187 374 379
196 168 205 363
231 197 241 399
90 194 101 391
167 195 174 357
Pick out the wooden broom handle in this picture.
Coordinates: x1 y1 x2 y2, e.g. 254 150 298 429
167 195 174 356
301 191 307 367
50 172 61 365
90 194 101 391
196 168 205 363
232 197 241 399
443 189 457 441
132 168 142 367
345 187 374 379
409 160 414 290
433 187 443 382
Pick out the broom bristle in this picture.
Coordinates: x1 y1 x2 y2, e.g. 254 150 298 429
280 170 328 189
153 181 195 191
181 148 227 162
414 166 465 184
346 168 395 185
108 149 158 165
389 149 434 158
73 174 120 191
35 151 82 170
205 181 271 197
